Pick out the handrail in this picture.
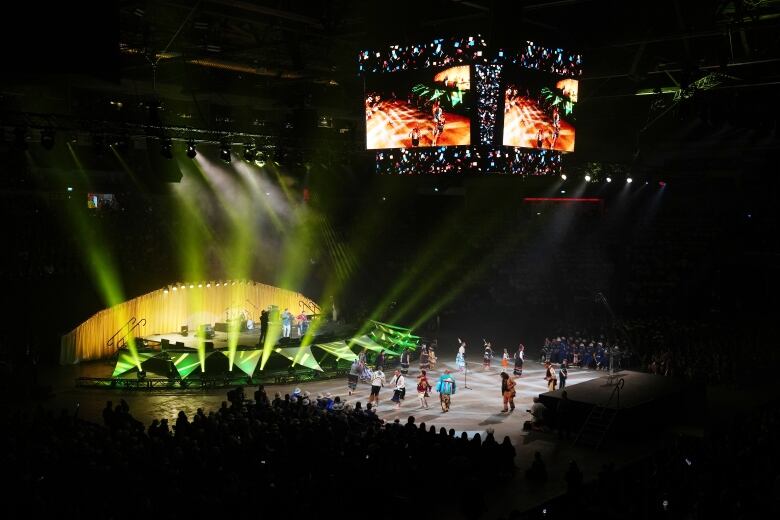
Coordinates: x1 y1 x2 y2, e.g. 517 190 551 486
106 317 137 351
605 377 625 410
115 318 147 351
299 299 320 315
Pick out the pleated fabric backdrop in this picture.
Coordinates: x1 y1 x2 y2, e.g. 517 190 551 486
60 280 317 364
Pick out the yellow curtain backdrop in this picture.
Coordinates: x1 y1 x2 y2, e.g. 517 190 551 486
60 280 317 364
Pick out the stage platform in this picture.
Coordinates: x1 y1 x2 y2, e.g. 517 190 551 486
145 329 264 350
537 370 697 438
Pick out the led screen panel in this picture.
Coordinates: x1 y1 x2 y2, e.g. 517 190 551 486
365 65 472 149
502 69 577 152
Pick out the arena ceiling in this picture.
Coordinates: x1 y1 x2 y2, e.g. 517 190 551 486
1 0 779 184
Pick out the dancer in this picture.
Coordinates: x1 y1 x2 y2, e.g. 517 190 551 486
419 344 430 371
369 366 386 407
483 340 493 369
376 350 386 371
429 343 438 369
456 343 466 372
389 369 406 410
347 358 360 396
501 348 510 370
436 369 457 412
400 349 410 375
409 126 421 147
514 344 525 377
416 370 431 409
500 372 516 413
545 361 557 392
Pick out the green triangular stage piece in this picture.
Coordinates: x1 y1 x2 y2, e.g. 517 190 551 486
232 349 262 376
349 335 385 352
274 346 323 371
315 340 359 361
170 352 205 379
111 351 160 377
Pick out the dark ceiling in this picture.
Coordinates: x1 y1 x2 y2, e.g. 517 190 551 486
1 0 779 184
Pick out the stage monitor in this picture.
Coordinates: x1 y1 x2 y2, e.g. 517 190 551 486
501 69 577 152
365 65 472 149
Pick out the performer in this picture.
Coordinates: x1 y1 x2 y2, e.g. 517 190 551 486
545 361 557 392
281 308 293 338
483 340 493 369
259 309 269 346
347 358 360 396
500 372 517 413
400 349 410 375
456 338 466 372
429 340 438 369
376 351 386 371
514 344 525 377
389 369 406 410
501 348 510 370
416 370 432 409
419 344 430 371
436 369 457 412
369 367 386 407
559 360 568 390
409 126 421 147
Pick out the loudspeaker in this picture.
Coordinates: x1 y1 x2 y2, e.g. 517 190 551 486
175 341 185 348
214 322 228 332
181 325 188 337
204 341 214 352
161 338 170 351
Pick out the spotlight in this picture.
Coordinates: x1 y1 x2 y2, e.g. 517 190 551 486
160 136 172 159
659 181 666 187
584 174 591 182
186 139 197 159
113 134 129 152
41 128 55 150
220 139 231 162
626 177 633 183
243 142 256 162
254 150 267 167
606 177 612 183
561 174 567 180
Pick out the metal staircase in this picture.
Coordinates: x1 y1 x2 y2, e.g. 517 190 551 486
574 377 624 449
106 317 147 355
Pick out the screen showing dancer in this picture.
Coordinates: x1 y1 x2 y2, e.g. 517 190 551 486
365 65 472 149
502 69 577 152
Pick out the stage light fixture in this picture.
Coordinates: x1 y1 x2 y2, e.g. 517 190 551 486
659 181 666 187
220 139 231 162
584 174 591 182
561 174 567 180
627 177 633 183
243 143 256 161
186 139 197 158
113 134 129 152
160 136 173 159
606 177 612 183
41 128 55 150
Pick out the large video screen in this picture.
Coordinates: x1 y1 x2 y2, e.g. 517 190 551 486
502 69 577 152
365 65 472 149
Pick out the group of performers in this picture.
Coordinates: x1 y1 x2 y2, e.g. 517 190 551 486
457 338 525 377
345 337 536 414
